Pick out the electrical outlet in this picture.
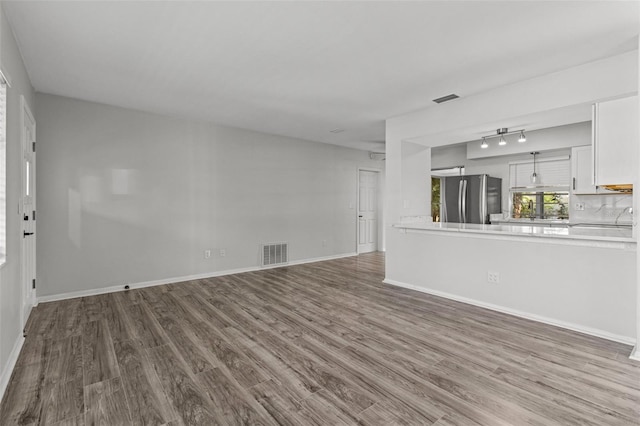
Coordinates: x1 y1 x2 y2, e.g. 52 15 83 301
574 203 585 211
219 249 226 257
487 271 500 283
204 249 211 259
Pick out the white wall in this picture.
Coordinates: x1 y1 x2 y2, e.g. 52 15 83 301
386 231 636 342
0 5 35 397
385 50 638 345
35 93 382 298
386 51 638 228
389 50 637 148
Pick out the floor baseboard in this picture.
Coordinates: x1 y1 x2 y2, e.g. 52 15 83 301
37 252 358 304
630 346 640 362
383 278 636 347
0 334 24 403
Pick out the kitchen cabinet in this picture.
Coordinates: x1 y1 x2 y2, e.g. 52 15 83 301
571 145 599 194
592 95 638 185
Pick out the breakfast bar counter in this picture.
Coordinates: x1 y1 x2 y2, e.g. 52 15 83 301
393 221 635 248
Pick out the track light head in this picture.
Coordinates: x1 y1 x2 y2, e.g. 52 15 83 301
518 130 527 143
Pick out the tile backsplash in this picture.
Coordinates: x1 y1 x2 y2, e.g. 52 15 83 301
570 193 633 225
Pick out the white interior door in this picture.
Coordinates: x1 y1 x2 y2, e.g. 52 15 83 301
357 170 378 253
21 97 36 328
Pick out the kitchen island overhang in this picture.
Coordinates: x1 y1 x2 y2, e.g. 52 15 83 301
385 222 636 353
394 222 634 248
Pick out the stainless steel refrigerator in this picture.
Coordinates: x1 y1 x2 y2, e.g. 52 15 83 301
440 174 502 224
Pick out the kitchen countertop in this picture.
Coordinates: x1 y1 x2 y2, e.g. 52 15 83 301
492 218 569 226
393 221 635 244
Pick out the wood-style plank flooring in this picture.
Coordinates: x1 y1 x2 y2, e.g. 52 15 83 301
2 252 639 425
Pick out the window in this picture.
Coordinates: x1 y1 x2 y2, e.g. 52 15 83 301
431 166 464 222
509 155 570 220
512 191 569 220
431 177 441 222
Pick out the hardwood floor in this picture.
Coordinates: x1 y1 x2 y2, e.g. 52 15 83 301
1 252 639 425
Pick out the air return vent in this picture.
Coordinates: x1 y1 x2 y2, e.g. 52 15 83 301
432 93 459 104
261 242 288 266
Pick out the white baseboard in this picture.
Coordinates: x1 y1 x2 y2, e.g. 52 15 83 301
0 334 24 402
383 278 636 347
37 252 358 304
630 346 640 362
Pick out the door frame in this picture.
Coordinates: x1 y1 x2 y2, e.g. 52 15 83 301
20 95 36 330
356 167 382 254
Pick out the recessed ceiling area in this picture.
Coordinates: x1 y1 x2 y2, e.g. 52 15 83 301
3 1 638 151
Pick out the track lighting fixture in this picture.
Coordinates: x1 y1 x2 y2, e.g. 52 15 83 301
479 128 527 148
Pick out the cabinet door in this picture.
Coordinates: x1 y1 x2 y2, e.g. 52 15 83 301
593 95 638 185
571 146 598 194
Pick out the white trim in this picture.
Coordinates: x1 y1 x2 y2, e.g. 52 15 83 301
21 304 33 334
37 252 358 304
0 335 24 402
383 278 636 346
630 347 640 362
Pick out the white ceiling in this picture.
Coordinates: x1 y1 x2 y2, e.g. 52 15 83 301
3 1 639 152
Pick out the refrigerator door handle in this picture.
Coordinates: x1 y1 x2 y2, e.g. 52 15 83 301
462 179 468 223
457 180 463 222
480 175 487 224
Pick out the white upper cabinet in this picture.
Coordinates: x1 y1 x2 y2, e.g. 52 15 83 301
571 145 599 194
592 95 638 185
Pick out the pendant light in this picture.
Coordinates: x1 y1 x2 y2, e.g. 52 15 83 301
530 151 539 184
480 138 488 149
498 135 507 146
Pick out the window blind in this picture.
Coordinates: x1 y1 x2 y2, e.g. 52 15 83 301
509 157 570 188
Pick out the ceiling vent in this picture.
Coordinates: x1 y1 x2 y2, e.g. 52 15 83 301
261 242 288 267
432 94 459 104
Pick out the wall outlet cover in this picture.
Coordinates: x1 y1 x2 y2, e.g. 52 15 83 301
487 271 500 283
